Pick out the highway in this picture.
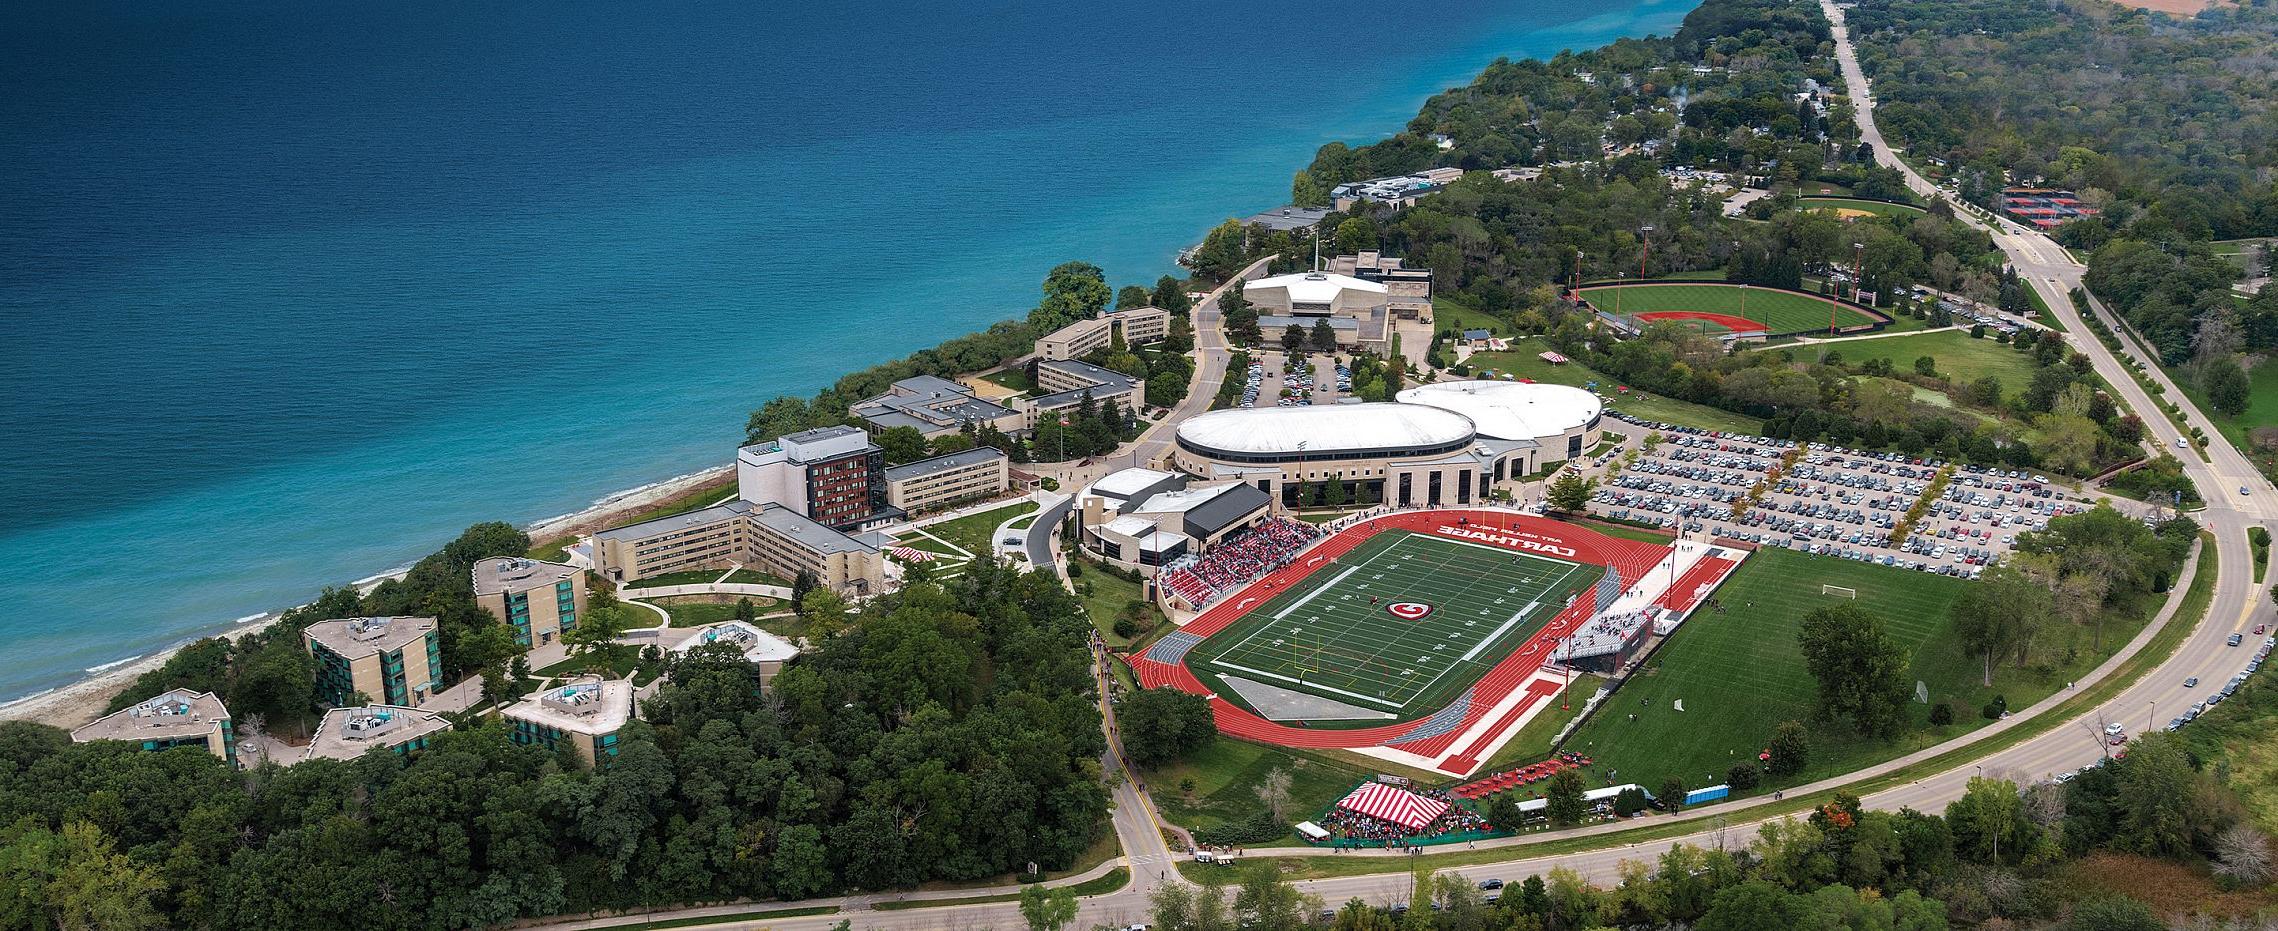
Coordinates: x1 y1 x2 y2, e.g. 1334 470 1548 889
533 10 2274 925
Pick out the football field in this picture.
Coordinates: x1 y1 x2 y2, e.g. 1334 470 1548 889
1186 531 1605 718
1581 282 1880 336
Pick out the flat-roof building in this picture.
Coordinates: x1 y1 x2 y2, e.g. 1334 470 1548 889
70 688 234 763
672 621 801 689
1326 252 1433 321
1330 168 1463 211
1075 468 1274 572
1172 403 1535 510
884 447 1011 514
501 676 634 768
473 556 586 649
738 425 897 532
1243 205 1332 232
1036 306 1172 362
1242 272 1392 351
853 376 1025 439
593 499 885 596
302 704 452 763
1023 359 1145 425
303 616 442 709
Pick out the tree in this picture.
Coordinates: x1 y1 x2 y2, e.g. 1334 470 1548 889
1696 881 1795 931
1952 568 2048 685
876 425 930 465
2114 731 2215 858
2203 356 2251 416
1118 687 1216 768
1945 776 2029 864
799 588 853 638
1913 356 1937 377
1191 221 1251 284
2213 822 2273 886
1659 778 1688 812
562 598 637 672
1232 863 1317 931
1334 217 1377 254
1310 318 1339 353
1796 603 1912 737
1254 768 1294 824
1019 884 1079 931
1728 763 1761 791
1031 261 1111 333
1544 769 1589 826
1117 285 1153 311
1546 473 1596 512
1282 324 1307 354
1153 275 1193 315
1164 315 1195 353
1767 721 1810 777
1151 875 1233 931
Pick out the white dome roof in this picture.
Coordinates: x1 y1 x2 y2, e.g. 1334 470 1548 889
1244 271 1388 304
1396 381 1603 441
1176 404 1475 458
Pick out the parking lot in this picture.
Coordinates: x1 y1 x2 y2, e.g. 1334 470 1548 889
1585 411 2095 578
1234 351 1353 409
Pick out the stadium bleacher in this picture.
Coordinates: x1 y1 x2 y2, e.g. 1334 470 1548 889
1160 517 1322 607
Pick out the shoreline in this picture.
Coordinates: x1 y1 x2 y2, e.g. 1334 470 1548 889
0 463 739 729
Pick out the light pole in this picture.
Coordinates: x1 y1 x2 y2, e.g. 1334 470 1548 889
2149 699 2156 734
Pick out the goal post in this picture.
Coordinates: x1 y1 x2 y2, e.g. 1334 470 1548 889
1820 584 1858 599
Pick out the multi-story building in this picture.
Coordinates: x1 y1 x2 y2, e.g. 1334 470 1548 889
737 425 896 531
472 556 585 649
671 621 801 690
884 447 1011 514
1327 252 1433 322
1242 271 1391 353
592 499 886 595
500 676 634 768
70 688 234 763
1035 306 1172 361
852 375 1025 440
302 704 452 763
1329 168 1463 211
1023 358 1145 428
302 616 443 708
1075 468 1274 572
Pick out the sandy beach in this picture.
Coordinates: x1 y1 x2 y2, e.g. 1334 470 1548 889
0 463 735 730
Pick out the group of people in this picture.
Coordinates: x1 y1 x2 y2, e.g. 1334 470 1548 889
1317 788 1493 848
1162 517 1322 605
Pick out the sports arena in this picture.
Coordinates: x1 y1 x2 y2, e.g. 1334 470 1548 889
1169 382 1605 511
1132 509 1745 777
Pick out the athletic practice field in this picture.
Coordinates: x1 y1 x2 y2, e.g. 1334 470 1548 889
1581 282 1880 336
1184 530 1605 720
1796 196 1928 219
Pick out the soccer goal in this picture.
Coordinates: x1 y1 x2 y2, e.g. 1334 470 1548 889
1820 584 1858 599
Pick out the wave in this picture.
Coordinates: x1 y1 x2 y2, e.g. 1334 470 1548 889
232 612 267 625
0 687 59 710
84 654 145 675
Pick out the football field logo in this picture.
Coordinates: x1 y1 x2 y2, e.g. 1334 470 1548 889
1387 602 1433 620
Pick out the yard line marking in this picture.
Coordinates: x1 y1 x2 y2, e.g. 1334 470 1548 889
1458 602 1539 664
1276 565 1359 620
1208 659 1405 709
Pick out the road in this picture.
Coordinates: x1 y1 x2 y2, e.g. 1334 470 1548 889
530 15 2276 925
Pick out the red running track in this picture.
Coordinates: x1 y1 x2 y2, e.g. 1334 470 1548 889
1655 556 1740 614
1133 510 1669 751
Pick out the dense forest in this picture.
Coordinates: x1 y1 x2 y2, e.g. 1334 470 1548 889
1851 0 2278 418
0 555 1108 930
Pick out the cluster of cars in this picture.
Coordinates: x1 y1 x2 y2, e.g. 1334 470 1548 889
2168 630 2272 732
1589 413 2091 577
1236 360 1266 408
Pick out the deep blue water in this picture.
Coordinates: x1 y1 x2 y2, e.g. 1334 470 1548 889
0 0 1696 701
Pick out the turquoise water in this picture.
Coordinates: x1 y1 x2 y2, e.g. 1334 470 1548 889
0 0 1696 701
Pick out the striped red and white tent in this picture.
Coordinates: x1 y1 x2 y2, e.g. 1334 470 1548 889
1335 782 1450 831
888 546 937 562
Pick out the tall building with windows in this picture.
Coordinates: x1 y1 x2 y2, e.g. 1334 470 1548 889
70 688 235 764
302 616 443 708
472 556 585 649
500 676 634 768
737 425 896 531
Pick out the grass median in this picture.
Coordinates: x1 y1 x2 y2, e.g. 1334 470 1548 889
871 868 1130 910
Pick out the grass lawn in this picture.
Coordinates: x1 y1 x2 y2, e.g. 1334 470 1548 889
1775 330 2041 389
2161 356 2278 483
721 567 791 587
1075 558 1162 649
641 594 786 629
1463 337 1765 435
980 367 1034 393
1658 269 1733 282
872 869 1129 910
2178 662 2278 835
528 479 737 561
1433 295 1508 336
620 568 732 590
1560 547 2159 795
609 906 839 929
915 500 1039 556
1581 282 1880 336
1795 196 1927 219
1475 674 1606 774
1145 736 1374 834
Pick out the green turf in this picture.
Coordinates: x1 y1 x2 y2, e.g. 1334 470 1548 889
642 595 783 628
1560 547 2156 794
620 568 732 589
1776 330 2042 389
916 500 1039 556
608 906 839 929
1145 736 1374 833
1074 557 1162 649
1795 196 1928 219
1581 283 1879 336
980 367 1034 392
1433 295 1509 337
1185 531 1601 719
1460 337 1766 435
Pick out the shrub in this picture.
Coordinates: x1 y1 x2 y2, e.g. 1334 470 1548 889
1111 616 1139 638
1728 763 1761 791
1192 810 1288 846
1613 787 1651 817
1929 701 1955 726
1982 694 2008 720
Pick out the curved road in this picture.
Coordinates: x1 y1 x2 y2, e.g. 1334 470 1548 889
533 13 2274 926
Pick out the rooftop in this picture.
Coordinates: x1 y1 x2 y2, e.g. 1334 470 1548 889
302 704 452 762
504 677 635 736
595 501 742 544
672 621 801 663
1176 404 1475 458
884 446 1007 482
750 502 878 555
71 688 229 745
472 556 581 596
1246 272 1389 305
304 616 437 659
1031 359 1142 410
1089 467 1179 500
1243 206 1332 232
1397 380 1603 442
